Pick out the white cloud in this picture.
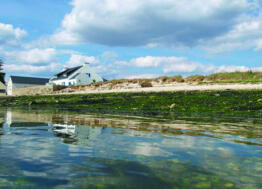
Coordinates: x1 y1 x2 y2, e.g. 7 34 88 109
204 11 262 53
0 23 27 47
116 55 262 75
4 62 62 75
130 56 196 69
46 0 257 49
125 73 158 79
255 38 262 50
4 48 57 65
101 51 118 62
65 54 99 67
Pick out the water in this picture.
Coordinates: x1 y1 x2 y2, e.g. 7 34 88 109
0 108 262 188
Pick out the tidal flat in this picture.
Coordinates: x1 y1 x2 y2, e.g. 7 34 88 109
0 108 261 188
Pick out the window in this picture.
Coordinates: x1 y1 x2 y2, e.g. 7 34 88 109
87 73 91 78
69 82 71 86
62 82 65 86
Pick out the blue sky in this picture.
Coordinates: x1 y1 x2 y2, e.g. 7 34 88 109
0 0 262 79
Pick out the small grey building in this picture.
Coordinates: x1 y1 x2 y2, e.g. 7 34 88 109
49 63 104 86
7 76 49 96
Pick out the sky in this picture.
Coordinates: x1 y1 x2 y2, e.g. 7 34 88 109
1 0 262 80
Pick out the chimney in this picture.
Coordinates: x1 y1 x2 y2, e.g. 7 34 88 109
62 67 68 71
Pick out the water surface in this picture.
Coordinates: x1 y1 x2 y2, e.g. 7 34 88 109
0 108 262 188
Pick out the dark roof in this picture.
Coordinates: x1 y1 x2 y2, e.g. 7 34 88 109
51 66 82 81
10 76 49 85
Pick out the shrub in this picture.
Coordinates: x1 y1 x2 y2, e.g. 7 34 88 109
140 81 153 88
157 75 184 83
52 85 67 92
158 76 169 82
93 82 103 87
169 75 184 83
185 75 205 82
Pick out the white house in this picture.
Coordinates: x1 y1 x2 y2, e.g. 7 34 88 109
49 63 104 86
7 76 49 96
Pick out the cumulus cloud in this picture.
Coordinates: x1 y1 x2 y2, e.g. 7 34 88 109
205 11 262 53
125 73 158 79
1 48 74 76
65 54 99 67
4 48 57 65
117 56 262 75
0 23 27 47
4 62 62 76
48 0 258 50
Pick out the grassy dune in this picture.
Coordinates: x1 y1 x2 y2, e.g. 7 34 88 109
61 71 262 92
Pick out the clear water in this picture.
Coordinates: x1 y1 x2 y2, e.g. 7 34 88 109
0 108 262 188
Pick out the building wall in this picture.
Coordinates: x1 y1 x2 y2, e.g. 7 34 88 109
7 77 48 96
51 79 77 86
7 78 12 96
75 64 103 85
11 85 53 96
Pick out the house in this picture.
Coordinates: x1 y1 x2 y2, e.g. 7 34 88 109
7 76 49 96
0 81 5 96
49 62 103 86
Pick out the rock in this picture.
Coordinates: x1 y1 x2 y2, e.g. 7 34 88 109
257 99 262 102
170 103 176 109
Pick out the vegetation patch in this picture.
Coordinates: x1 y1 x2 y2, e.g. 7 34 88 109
140 81 153 88
1 90 262 117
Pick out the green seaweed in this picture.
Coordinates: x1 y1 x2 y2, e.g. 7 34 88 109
1 90 262 117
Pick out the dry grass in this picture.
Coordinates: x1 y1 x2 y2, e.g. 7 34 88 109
185 75 205 83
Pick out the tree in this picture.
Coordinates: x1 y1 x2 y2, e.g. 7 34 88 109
0 58 3 71
0 58 5 84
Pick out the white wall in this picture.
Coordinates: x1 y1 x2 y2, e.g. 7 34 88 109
52 79 77 86
7 78 12 96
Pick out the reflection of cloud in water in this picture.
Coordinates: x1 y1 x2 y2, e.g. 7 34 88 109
1 133 57 164
161 136 234 155
131 142 172 157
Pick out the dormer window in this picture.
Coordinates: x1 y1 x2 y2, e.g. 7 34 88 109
63 74 67 77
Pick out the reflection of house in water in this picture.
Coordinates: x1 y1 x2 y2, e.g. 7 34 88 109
76 126 105 146
5 110 48 127
51 122 106 146
4 109 106 146
6 110 12 127
53 124 76 135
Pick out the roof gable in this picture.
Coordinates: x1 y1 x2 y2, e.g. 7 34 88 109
52 66 82 81
10 76 49 85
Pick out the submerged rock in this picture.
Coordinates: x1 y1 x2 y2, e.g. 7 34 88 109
170 103 176 109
